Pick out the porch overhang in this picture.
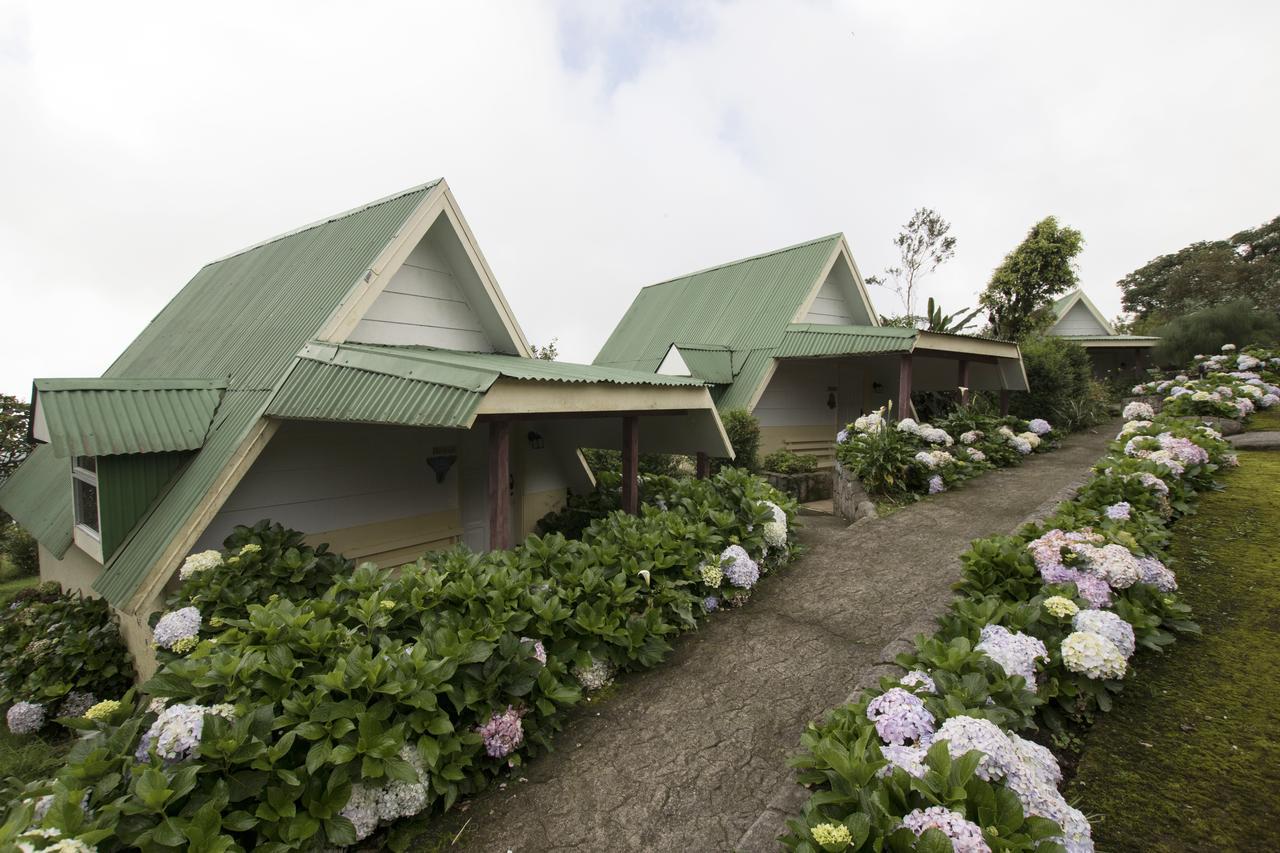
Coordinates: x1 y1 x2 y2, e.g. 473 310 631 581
265 341 732 456
1054 335 1160 350
775 325 1029 392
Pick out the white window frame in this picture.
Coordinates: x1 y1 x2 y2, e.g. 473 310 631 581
71 456 103 558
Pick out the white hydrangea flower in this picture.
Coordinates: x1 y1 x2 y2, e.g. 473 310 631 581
574 658 615 691
1060 631 1127 680
153 606 201 652
179 549 223 581
1121 401 1155 420
896 418 921 435
960 430 982 445
1072 609 1136 658
760 500 788 547
1042 596 1079 619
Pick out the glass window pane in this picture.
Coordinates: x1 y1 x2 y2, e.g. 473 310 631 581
74 455 97 474
75 478 99 533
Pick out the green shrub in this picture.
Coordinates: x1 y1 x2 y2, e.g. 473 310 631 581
4 470 797 850
579 448 686 478
1013 336 1100 429
761 449 818 475
717 408 760 472
0 524 39 577
0 585 135 725
1151 300 1280 367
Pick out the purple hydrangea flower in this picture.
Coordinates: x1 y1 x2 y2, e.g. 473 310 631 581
975 624 1048 689
865 688 935 745
1028 418 1052 436
1073 609 1136 658
1105 502 1131 521
901 807 991 853
6 701 45 735
521 637 547 665
928 474 945 495
720 545 760 589
703 596 720 613
153 606 201 651
899 670 936 694
136 703 234 762
1137 556 1177 592
477 706 525 758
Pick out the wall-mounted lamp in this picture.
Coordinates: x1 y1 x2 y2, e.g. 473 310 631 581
426 454 457 483
527 431 545 450
872 381 884 393
826 391 837 410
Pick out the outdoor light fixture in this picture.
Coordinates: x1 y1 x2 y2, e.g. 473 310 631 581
427 448 458 483
826 389 837 410
872 381 884 393
527 431 545 450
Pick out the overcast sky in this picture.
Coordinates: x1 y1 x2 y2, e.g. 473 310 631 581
2 0 1278 395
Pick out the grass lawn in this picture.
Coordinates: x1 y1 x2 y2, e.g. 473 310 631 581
1244 407 1280 432
1066 450 1280 852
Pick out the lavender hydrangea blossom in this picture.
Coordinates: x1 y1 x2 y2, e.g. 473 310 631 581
6 701 44 734
899 670 936 694
1136 556 1177 591
136 703 235 762
1104 501 1131 521
928 475 945 495
477 706 525 758
878 743 928 779
520 637 547 665
975 624 1047 688
1028 418 1052 435
865 688 935 745
153 606 201 652
900 807 991 853
1072 610 1136 658
720 545 760 589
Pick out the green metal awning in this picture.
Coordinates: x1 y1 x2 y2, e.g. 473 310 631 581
669 344 736 384
32 378 226 458
267 341 709 429
775 324 917 358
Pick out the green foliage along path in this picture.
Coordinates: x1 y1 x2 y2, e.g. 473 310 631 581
1067 450 1280 851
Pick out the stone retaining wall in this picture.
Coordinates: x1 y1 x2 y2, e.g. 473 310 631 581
763 470 832 503
832 463 877 522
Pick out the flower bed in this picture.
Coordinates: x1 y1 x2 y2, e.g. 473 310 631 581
0 583 135 738
834 403 1059 504
1131 343 1280 420
0 469 797 851
780 350 1254 853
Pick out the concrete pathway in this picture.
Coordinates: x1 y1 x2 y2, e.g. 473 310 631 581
1227 431 1280 450
433 424 1119 853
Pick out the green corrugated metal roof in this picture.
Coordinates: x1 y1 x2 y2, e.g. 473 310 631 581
387 346 707 387
33 378 225 458
671 345 735 384
594 235 843 372
1 181 441 608
268 356 485 428
1051 290 1079 318
0 446 73 558
267 341 707 429
1055 335 1160 344
776 324 916 358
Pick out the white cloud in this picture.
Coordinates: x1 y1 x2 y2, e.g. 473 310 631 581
1 0 1278 394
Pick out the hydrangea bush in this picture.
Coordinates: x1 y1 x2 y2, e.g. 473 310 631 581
783 351 1242 853
0 585 135 737
0 467 797 850
835 401 1060 501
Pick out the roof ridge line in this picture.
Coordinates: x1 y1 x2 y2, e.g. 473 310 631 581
204 178 443 266
640 233 843 291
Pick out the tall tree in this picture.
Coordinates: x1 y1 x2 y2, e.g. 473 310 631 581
867 207 957 324
531 338 559 361
979 216 1084 340
1119 215 1280 328
0 394 32 528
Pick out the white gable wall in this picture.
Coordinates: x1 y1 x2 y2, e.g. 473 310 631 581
1053 301 1109 336
802 254 874 326
656 345 692 376
347 219 495 352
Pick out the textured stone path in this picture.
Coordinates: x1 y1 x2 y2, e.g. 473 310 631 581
433 424 1119 853
1227 430 1280 450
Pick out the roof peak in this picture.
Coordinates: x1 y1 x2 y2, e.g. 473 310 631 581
641 232 843 291
206 178 443 266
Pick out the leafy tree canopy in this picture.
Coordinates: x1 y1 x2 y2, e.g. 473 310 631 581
0 395 30 484
979 216 1084 340
1119 215 1280 328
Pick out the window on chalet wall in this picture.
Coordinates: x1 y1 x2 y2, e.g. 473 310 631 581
72 455 100 537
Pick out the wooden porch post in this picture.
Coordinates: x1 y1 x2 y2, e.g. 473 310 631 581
958 359 971 406
896 354 913 420
622 416 640 515
999 389 1011 416
695 451 711 479
488 420 510 550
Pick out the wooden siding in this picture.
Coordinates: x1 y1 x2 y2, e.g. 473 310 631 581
347 230 494 351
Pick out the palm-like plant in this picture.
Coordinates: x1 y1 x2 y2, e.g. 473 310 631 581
925 297 984 334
